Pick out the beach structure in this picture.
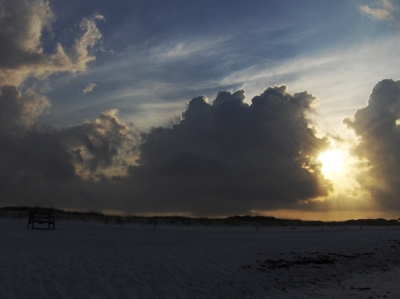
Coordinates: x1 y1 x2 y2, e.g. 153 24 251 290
27 210 55 230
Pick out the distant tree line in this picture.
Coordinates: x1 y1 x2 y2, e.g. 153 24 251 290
0 206 399 227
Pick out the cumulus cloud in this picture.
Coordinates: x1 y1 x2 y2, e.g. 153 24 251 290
0 0 103 86
59 109 138 180
0 85 50 132
127 86 331 215
0 0 363 216
83 83 97 94
344 79 400 209
0 0 105 138
359 0 397 21
0 82 334 214
0 0 141 211
0 109 139 207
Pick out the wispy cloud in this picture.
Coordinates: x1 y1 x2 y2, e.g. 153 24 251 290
218 36 400 137
83 83 97 94
359 0 396 21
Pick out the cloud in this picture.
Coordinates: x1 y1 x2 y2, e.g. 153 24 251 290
83 83 97 94
0 1 141 211
5 0 399 216
0 0 103 86
69 14 104 72
59 109 138 180
344 79 400 209
0 83 334 215
359 0 397 21
128 86 331 215
217 36 400 140
0 109 139 208
0 0 114 180
0 85 50 132
0 0 106 148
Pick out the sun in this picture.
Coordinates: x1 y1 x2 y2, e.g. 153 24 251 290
318 149 347 176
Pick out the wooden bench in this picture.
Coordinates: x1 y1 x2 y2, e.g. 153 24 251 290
27 211 55 230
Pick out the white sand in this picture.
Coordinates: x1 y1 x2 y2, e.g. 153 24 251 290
1 218 400 298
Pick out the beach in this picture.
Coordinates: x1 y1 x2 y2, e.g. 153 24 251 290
1 217 400 298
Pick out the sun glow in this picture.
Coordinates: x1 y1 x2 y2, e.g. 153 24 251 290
318 149 347 176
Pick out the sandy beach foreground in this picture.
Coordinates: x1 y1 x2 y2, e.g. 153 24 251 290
1 218 400 298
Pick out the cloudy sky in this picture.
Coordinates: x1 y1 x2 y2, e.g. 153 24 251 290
2 0 400 220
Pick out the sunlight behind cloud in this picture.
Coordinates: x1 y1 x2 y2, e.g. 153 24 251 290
318 149 347 176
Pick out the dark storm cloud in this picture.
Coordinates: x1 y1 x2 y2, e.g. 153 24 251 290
0 109 138 207
345 79 400 209
128 86 331 215
11 109 135 179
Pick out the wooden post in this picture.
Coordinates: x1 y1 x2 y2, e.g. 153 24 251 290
154 216 157 229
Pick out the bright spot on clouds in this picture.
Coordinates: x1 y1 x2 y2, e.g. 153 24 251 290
318 149 347 177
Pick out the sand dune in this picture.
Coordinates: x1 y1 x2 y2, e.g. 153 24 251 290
1 218 400 298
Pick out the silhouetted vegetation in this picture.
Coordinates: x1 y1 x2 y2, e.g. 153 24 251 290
0 206 399 227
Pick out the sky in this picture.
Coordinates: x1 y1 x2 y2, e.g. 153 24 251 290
2 0 400 220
